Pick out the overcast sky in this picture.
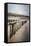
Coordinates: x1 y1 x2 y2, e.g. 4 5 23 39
8 4 29 16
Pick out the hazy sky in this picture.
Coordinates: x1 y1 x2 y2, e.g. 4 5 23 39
8 4 29 16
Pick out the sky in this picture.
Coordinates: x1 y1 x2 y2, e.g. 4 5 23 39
8 4 29 16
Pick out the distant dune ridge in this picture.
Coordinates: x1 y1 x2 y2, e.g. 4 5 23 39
8 13 29 17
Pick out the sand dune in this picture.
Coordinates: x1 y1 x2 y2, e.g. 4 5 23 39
8 21 29 42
